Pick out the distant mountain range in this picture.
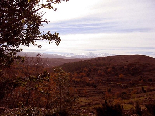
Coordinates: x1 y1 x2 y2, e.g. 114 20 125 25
17 52 114 59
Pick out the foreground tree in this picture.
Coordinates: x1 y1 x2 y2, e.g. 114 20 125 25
0 0 68 67
1 68 76 115
51 68 76 114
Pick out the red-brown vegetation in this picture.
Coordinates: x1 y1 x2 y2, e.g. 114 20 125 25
1 55 155 115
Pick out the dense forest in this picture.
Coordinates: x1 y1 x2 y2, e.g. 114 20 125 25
0 55 155 115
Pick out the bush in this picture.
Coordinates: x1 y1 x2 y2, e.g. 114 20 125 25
51 110 69 116
145 103 155 116
134 102 142 116
120 92 131 100
96 101 123 116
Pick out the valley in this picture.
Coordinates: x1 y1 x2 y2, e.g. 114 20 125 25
1 55 155 115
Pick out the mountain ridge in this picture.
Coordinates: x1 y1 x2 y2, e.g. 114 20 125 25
17 52 114 59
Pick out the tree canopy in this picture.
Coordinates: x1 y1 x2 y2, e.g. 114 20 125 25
0 0 68 67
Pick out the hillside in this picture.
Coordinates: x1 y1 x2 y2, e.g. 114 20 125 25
61 55 155 79
58 55 155 114
1 55 155 115
22 57 87 67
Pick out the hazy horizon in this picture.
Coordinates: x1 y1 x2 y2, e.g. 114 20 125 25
21 0 155 58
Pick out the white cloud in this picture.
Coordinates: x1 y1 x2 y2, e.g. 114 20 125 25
21 32 155 56
25 0 155 57
41 0 102 23
42 0 155 24
40 0 155 34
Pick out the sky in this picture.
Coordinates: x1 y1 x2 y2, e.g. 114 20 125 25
22 0 155 57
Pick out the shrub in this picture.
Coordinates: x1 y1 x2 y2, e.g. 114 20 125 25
51 110 69 116
145 103 155 116
120 92 131 100
96 101 123 116
134 102 142 116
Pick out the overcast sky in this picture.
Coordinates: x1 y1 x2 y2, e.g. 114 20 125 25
22 0 155 57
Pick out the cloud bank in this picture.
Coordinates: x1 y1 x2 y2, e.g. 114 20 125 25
22 0 155 57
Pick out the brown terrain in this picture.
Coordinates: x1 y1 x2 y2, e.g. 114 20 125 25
0 55 155 115
60 55 155 115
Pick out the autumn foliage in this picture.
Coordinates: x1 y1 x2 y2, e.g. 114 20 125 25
1 55 155 115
